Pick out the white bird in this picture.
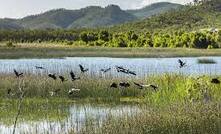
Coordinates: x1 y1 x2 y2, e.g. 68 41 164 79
68 88 81 95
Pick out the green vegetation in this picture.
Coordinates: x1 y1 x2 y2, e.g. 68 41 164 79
2 44 221 59
197 58 217 64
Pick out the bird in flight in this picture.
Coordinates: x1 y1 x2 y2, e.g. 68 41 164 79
35 66 45 70
79 64 89 73
13 69 23 78
70 71 80 81
48 73 57 80
178 59 186 68
101 68 111 73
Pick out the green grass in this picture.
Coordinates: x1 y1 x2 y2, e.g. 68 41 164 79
197 58 217 64
1 43 221 58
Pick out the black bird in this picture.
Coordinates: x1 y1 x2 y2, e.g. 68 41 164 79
13 69 23 78
149 84 158 91
110 82 118 88
59 75 66 82
128 71 137 76
35 66 45 70
101 68 111 73
178 59 186 68
70 71 80 81
7 88 11 95
133 82 144 89
119 82 130 88
79 64 89 73
48 74 57 80
211 78 220 84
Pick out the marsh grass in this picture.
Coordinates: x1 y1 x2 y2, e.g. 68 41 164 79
197 58 217 64
1 43 221 58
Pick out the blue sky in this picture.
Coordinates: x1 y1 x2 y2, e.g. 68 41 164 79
0 0 193 18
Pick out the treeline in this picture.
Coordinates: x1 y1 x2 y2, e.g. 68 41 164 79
0 30 220 49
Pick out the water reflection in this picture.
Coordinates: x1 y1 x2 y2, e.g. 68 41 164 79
0 103 142 134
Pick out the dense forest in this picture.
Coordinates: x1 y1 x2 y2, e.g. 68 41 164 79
1 0 221 49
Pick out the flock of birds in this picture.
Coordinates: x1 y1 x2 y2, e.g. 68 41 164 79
9 59 221 97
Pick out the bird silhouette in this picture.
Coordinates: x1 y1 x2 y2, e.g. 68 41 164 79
48 74 57 80
59 75 66 82
211 78 220 84
116 66 136 76
128 71 137 76
7 88 12 95
110 82 118 88
79 64 89 73
148 84 158 91
119 82 130 88
68 88 80 95
101 68 111 73
13 69 23 78
70 71 80 81
178 59 186 68
35 66 45 70
133 82 144 89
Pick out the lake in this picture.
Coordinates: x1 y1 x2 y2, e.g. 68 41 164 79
0 57 220 77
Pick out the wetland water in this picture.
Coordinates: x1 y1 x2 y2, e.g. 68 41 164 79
0 57 220 77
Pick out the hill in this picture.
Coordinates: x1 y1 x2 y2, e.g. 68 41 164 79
0 2 182 30
127 2 182 19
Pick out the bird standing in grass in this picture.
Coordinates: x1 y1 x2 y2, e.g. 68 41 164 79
79 64 89 73
59 75 66 82
68 88 80 95
48 74 57 80
119 82 130 88
13 69 23 78
70 71 80 81
110 82 118 88
211 78 220 84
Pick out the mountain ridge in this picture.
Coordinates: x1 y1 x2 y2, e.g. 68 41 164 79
0 2 182 30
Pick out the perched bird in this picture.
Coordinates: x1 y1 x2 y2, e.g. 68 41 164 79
119 82 130 88
59 75 66 82
79 64 89 73
101 68 111 73
68 88 81 95
70 71 80 81
48 74 57 80
211 78 220 84
35 66 45 70
110 82 118 88
178 59 186 68
13 69 23 78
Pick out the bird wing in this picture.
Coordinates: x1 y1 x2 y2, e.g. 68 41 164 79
79 65 84 71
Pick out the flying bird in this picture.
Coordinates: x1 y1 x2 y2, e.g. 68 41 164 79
79 64 89 73
110 82 118 88
133 82 144 89
70 71 80 81
13 69 23 78
211 78 220 84
48 74 57 80
35 66 45 70
101 68 111 73
178 59 186 68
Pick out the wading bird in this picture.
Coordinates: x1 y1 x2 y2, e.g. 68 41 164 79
178 59 186 68
68 88 80 95
35 66 45 70
48 74 57 80
119 82 130 88
59 75 66 82
110 82 118 88
13 69 23 78
211 78 220 84
79 64 89 73
101 68 111 73
70 71 80 81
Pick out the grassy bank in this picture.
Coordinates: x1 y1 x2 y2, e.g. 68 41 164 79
1 43 221 59
1 73 221 105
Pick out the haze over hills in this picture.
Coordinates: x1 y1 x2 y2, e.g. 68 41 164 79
0 2 182 30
